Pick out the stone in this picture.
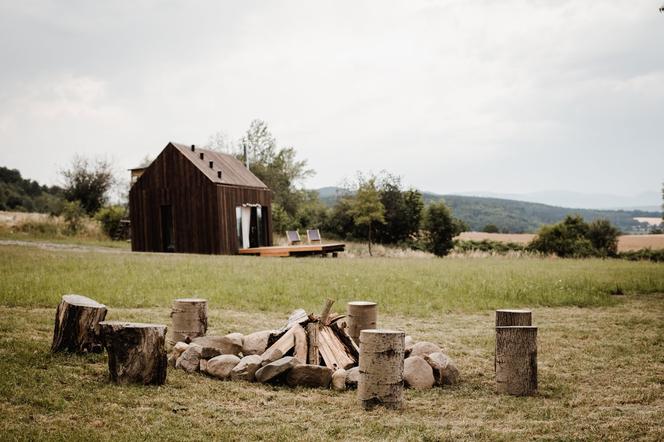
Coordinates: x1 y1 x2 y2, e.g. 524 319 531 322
404 335 415 357
230 355 263 382
242 330 272 356
410 341 441 358
169 341 190 367
345 366 360 389
286 364 333 388
205 354 241 380
255 356 299 383
175 343 202 373
192 334 243 356
199 358 208 372
424 352 460 386
403 356 435 389
331 369 347 391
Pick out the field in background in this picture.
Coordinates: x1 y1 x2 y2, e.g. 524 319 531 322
0 242 662 440
457 231 664 251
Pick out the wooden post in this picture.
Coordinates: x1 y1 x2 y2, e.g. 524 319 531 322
358 329 405 410
169 298 208 345
495 326 538 396
100 321 168 385
496 309 532 327
347 301 377 345
51 294 107 354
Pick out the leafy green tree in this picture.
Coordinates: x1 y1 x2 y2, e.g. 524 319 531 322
529 215 618 258
483 224 499 233
348 178 385 256
587 219 620 257
61 156 115 215
373 174 424 244
422 201 464 257
238 120 314 232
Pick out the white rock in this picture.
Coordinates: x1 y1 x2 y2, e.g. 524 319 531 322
175 343 202 373
255 356 299 383
404 336 415 357
205 354 241 380
331 369 348 391
410 341 441 358
230 355 263 382
424 352 460 386
242 330 272 356
345 366 360 389
403 356 435 389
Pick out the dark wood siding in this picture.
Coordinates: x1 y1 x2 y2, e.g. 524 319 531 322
129 143 272 255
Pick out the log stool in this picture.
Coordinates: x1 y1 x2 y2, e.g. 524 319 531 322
51 294 107 353
358 329 405 410
169 298 208 346
347 301 378 345
100 321 168 385
496 309 532 327
495 326 538 396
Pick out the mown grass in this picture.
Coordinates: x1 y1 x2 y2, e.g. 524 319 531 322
1 244 664 315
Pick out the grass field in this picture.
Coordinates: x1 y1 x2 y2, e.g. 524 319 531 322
1 243 663 440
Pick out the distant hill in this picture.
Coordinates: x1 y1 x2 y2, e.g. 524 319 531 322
0 166 63 213
314 187 661 233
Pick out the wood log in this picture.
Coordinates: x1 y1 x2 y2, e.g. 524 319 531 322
51 294 107 354
358 329 405 410
100 321 168 385
169 298 207 345
346 301 377 345
495 326 537 396
261 324 307 363
495 309 532 327
319 298 335 325
306 323 320 365
318 326 355 370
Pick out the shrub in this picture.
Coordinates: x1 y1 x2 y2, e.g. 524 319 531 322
422 202 464 257
483 224 499 233
62 200 85 235
618 248 664 263
528 215 619 258
587 219 619 257
95 205 126 239
454 239 526 254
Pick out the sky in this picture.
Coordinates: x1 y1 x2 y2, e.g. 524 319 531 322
0 0 662 203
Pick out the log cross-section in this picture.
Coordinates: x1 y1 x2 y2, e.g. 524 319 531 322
51 294 108 354
358 329 405 410
495 326 538 396
496 309 532 327
346 301 378 345
100 321 168 385
169 298 208 345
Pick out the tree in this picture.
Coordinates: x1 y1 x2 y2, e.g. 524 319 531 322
61 156 115 215
528 215 619 258
238 120 314 232
422 201 464 257
483 224 499 233
373 174 424 244
348 178 385 256
587 219 620 257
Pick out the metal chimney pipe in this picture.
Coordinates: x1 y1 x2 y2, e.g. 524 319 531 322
190 144 195 151
209 161 214 169
217 171 222 179
243 144 249 169
199 152 204 160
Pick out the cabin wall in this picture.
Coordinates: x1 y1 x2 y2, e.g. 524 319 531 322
217 185 273 254
129 144 272 255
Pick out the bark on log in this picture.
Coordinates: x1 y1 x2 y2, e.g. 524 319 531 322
169 298 208 345
100 321 168 385
495 309 532 327
51 294 107 354
495 326 537 396
306 323 320 365
347 301 377 345
358 329 405 410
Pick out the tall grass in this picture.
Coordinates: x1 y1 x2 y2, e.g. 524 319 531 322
1 245 662 315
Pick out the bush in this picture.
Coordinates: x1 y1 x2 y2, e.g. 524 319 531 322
482 224 499 233
422 202 464 257
95 205 126 239
62 200 85 235
618 248 664 263
454 239 526 254
528 215 619 258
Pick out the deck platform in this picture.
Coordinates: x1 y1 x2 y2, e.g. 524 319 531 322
238 242 346 257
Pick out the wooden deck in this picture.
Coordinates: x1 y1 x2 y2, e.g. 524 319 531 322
237 242 345 257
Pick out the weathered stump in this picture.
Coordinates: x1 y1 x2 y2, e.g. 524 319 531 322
347 301 378 345
495 326 537 396
169 298 208 345
496 309 532 327
100 321 168 385
51 294 107 353
358 329 405 410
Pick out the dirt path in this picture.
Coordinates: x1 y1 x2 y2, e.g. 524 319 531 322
0 239 131 254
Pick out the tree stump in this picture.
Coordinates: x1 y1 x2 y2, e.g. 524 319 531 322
347 301 378 345
51 294 107 353
358 329 405 410
169 298 208 346
495 326 537 396
100 321 168 385
495 309 532 327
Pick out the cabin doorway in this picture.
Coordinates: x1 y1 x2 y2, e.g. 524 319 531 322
160 205 175 252
236 205 267 249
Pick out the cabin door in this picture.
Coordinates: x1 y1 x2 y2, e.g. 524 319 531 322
160 205 175 252
236 205 266 249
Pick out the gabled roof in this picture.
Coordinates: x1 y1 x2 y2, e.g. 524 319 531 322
170 142 268 189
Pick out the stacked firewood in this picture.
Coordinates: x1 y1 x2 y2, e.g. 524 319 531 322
170 299 362 389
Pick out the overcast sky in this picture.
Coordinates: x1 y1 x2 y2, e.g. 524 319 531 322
0 0 662 200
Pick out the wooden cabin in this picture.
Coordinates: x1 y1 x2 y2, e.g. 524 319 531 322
129 142 272 254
